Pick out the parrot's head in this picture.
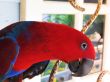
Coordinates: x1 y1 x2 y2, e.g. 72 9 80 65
64 27 96 77
38 22 95 77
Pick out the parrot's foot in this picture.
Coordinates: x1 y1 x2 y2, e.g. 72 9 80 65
0 81 3 82
0 74 6 82
0 78 4 82
0 74 3 82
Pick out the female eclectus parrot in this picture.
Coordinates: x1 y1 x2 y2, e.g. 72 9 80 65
0 21 95 81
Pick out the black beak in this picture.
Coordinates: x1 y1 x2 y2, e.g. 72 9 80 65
68 58 94 77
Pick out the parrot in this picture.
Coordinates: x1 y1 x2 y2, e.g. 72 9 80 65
0 21 95 81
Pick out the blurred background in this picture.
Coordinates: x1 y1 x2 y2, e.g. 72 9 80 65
0 0 110 82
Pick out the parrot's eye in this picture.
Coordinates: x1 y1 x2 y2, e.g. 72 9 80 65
81 42 88 50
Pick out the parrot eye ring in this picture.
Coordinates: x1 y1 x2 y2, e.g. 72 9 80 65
81 42 88 50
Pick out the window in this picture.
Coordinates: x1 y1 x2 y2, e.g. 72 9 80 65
84 0 106 4
43 14 74 26
21 0 110 82
84 15 105 73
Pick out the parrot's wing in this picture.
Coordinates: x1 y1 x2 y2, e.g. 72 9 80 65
23 60 49 79
0 36 19 77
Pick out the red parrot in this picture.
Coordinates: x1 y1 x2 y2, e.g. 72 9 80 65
0 21 95 81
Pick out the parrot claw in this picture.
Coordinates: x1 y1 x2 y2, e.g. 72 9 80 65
23 60 49 79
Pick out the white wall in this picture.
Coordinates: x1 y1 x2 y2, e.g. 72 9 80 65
0 0 20 2
0 0 20 29
23 75 41 82
21 0 43 21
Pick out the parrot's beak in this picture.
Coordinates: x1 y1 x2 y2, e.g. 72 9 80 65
68 58 94 77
